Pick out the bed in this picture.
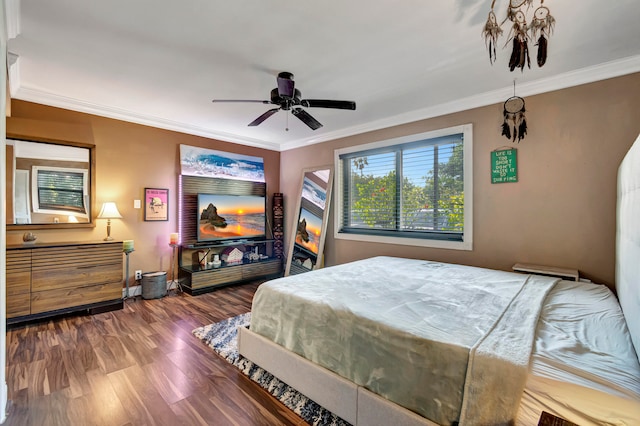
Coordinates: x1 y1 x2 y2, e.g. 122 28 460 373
238 134 640 426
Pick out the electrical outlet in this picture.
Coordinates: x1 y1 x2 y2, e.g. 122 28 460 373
135 270 142 280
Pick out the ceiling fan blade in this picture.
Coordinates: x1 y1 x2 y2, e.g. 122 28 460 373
212 99 271 104
277 72 295 99
300 99 356 110
292 108 323 130
248 108 280 126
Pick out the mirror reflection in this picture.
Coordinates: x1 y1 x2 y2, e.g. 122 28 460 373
285 167 333 276
6 138 95 229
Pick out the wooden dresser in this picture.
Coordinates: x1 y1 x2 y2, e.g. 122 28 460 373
6 241 124 324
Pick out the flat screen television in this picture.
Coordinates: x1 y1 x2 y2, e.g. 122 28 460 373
197 193 266 243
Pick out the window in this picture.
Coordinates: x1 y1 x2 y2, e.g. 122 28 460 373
334 124 472 250
31 166 89 218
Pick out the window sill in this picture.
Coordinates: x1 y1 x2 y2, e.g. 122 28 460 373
334 231 472 251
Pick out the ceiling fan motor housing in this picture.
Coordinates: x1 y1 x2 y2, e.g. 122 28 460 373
213 71 355 130
270 88 301 110
277 72 296 99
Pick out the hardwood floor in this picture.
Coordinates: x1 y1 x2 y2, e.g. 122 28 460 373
4 281 305 426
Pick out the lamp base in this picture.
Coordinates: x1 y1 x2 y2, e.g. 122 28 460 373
104 220 113 241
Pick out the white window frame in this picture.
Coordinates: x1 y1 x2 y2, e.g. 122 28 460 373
31 165 89 218
14 169 31 224
334 123 473 251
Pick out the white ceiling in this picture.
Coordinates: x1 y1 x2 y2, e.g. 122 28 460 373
5 0 640 151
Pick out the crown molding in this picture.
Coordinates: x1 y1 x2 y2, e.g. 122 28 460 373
280 55 640 151
4 0 20 39
7 52 19 96
13 86 283 151
11 54 640 152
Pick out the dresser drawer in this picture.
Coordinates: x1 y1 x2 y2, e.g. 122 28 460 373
32 263 123 292
6 250 32 318
31 281 123 314
32 244 122 268
31 244 123 291
7 250 31 290
7 294 31 318
242 259 281 280
7 270 31 295
7 249 32 268
7 250 31 294
190 267 243 289
7 241 124 324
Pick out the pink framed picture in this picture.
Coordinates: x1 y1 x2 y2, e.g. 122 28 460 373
144 188 169 221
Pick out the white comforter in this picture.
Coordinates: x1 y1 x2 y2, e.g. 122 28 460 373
518 280 640 425
251 256 558 425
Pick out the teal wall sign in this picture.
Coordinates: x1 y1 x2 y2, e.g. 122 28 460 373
491 148 518 183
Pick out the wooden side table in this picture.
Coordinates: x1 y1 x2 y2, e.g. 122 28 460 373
538 411 579 426
512 263 580 281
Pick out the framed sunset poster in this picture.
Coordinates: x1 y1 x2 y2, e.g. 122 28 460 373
144 188 169 221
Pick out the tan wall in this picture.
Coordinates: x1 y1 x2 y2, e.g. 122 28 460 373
6 100 280 283
7 73 640 290
281 73 640 289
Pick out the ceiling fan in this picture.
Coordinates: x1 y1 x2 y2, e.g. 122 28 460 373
212 72 356 131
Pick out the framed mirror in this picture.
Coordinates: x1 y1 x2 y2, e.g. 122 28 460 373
285 166 334 276
6 137 96 230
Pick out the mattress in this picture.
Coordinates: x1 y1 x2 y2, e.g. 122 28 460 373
251 256 557 425
517 280 640 425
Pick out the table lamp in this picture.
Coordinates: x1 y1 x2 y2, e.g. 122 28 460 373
97 202 122 241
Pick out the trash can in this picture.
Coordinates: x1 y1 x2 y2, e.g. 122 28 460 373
141 271 167 299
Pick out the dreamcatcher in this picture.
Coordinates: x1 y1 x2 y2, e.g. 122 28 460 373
505 0 533 23
482 0 503 64
505 9 530 72
482 0 556 71
529 1 556 67
501 82 527 142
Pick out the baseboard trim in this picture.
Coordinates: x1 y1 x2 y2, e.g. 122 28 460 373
123 281 180 298
124 284 142 298
1 380 8 423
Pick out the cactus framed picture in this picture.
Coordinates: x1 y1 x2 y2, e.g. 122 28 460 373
144 188 169 221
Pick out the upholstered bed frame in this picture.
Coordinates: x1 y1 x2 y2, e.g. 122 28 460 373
238 322 436 425
238 133 640 425
616 133 640 358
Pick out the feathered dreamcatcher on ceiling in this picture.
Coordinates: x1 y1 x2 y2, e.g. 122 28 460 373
502 82 527 142
529 1 556 67
506 8 530 72
481 1 503 64
482 0 556 72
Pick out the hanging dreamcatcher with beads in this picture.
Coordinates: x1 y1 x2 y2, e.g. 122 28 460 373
506 8 530 72
482 0 556 71
501 81 527 142
529 1 556 66
482 0 503 64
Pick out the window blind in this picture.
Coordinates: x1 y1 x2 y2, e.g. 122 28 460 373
340 134 464 241
36 169 86 213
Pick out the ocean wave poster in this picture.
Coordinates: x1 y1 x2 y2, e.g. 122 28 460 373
180 144 265 182
301 176 327 210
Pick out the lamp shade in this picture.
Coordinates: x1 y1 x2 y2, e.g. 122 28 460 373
97 202 122 219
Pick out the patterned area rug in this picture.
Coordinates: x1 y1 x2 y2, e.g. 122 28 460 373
192 313 350 426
